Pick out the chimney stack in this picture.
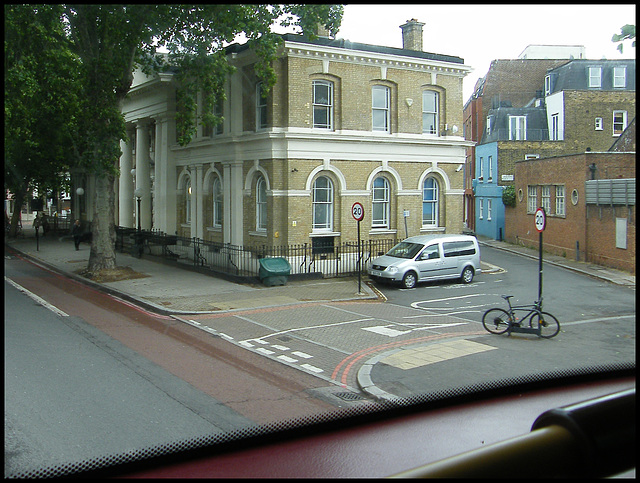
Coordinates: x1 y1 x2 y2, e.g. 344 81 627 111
315 23 332 39
400 18 425 51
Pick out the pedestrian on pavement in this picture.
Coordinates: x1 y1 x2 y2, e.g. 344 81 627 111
72 219 82 250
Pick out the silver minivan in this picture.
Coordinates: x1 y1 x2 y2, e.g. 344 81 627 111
368 234 481 289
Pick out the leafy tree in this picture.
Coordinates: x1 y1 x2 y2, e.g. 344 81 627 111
502 185 516 208
4 5 81 237
59 4 343 276
612 24 636 53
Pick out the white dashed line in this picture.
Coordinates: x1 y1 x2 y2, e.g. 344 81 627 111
292 351 312 359
301 364 323 373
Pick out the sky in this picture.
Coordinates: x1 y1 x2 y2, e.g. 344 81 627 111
334 4 636 101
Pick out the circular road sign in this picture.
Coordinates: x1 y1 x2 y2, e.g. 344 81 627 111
535 207 546 232
352 202 364 221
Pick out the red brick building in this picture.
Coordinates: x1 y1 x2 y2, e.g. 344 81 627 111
504 149 635 273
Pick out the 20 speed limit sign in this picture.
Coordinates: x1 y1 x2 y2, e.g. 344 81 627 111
352 202 364 221
535 207 546 232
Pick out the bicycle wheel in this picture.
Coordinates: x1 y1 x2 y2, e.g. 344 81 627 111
482 308 512 335
532 311 560 338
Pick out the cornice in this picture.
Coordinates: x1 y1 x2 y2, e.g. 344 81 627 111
283 40 472 77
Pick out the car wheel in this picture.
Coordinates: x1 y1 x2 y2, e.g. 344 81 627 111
461 266 474 284
402 271 417 289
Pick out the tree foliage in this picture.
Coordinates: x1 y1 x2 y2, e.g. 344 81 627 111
502 185 516 208
4 4 81 236
612 24 636 53
54 4 343 274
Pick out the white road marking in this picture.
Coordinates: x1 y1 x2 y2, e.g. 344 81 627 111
5 277 68 317
363 326 411 337
292 351 312 359
301 364 323 373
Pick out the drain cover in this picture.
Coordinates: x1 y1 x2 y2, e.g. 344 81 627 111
335 391 365 401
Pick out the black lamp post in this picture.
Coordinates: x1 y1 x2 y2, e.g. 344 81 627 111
134 188 143 232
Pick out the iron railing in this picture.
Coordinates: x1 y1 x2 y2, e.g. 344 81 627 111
115 227 397 280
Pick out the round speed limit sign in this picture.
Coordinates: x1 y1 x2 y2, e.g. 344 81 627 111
535 207 546 232
352 202 364 221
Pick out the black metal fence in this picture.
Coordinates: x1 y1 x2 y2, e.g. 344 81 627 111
116 227 398 280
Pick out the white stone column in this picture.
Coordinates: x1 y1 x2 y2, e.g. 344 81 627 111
154 119 165 233
195 164 204 239
118 135 134 227
230 161 244 246
223 163 232 244
135 121 152 230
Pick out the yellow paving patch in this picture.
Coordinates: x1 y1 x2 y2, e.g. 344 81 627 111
381 339 496 370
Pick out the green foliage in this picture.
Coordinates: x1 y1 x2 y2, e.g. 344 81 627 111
6 4 343 266
612 24 636 53
502 185 516 207
4 4 81 206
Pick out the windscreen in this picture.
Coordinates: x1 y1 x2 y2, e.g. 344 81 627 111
386 242 424 259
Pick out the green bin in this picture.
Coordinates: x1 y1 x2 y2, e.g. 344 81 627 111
258 257 291 286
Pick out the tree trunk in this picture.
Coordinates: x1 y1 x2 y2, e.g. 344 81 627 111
87 172 117 273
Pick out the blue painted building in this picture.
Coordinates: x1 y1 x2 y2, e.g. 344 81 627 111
474 142 505 240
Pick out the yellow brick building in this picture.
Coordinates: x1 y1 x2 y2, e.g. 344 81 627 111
119 20 472 251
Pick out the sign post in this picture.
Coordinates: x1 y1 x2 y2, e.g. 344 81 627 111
534 207 546 304
352 202 364 294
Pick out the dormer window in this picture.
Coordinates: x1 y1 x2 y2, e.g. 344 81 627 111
613 66 626 88
544 74 552 95
588 67 601 88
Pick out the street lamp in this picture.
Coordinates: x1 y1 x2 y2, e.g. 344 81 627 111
134 188 143 232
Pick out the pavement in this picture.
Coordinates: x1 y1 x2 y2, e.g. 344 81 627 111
5 224 635 401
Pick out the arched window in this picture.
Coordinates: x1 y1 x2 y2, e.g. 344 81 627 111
372 176 390 228
185 179 192 224
212 177 222 227
422 177 438 226
256 176 267 231
312 176 333 231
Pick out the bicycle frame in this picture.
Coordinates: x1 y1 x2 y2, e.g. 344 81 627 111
504 301 544 337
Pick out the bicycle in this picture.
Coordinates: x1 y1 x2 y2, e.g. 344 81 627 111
482 295 560 339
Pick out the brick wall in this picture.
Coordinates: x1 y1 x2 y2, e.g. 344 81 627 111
562 90 636 152
505 152 635 273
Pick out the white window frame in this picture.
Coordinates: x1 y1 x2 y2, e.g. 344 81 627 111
613 110 627 136
613 66 626 88
551 113 559 140
555 185 565 217
256 82 267 130
509 115 526 140
478 157 484 180
372 85 390 132
256 176 267 231
212 177 223 228
486 116 491 134
313 80 333 130
595 117 603 131
422 177 438 226
372 176 390 228
422 90 439 135
544 75 552 95
479 198 484 220
527 185 537 214
588 66 602 88
487 156 493 181
541 185 551 213
487 199 492 221
312 176 334 231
